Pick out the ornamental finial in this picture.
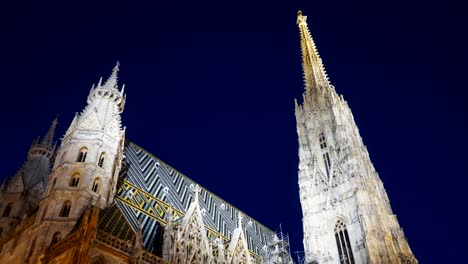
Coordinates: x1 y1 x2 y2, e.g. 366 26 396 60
114 60 120 72
191 184 201 201
237 212 243 228
297 10 307 25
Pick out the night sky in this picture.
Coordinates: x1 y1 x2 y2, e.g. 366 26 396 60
0 1 466 263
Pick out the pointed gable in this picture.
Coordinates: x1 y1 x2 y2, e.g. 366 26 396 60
226 213 252 264
76 109 103 131
164 185 213 264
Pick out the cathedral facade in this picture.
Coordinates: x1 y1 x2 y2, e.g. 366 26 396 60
0 11 415 264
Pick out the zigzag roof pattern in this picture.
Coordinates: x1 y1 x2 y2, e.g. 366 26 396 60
113 141 277 261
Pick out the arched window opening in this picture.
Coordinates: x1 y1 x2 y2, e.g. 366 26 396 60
51 232 62 246
69 173 80 187
319 132 331 177
59 201 71 217
92 178 100 193
3 203 12 217
98 153 106 168
76 147 88 162
335 220 355 264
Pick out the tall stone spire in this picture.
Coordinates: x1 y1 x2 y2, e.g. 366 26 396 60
295 11 417 264
297 10 337 109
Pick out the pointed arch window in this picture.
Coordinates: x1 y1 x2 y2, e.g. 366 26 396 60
59 201 71 217
2 203 12 217
76 147 88 162
335 220 355 264
92 178 100 193
98 152 106 168
69 173 80 187
51 232 62 245
319 132 331 176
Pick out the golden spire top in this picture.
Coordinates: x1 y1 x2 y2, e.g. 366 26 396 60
297 10 306 25
297 11 333 101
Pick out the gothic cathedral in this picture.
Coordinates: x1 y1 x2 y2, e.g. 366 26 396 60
0 11 415 264
295 11 417 264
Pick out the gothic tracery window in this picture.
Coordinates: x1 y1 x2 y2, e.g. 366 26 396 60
59 201 71 217
335 220 355 264
77 147 88 162
319 132 331 176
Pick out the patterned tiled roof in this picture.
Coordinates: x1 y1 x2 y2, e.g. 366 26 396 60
113 141 275 260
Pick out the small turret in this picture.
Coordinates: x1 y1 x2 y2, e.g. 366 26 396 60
0 117 57 236
28 117 58 160
22 117 58 191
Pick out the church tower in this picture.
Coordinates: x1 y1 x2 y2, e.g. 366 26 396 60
0 118 57 236
0 63 126 264
31 63 126 255
295 11 416 264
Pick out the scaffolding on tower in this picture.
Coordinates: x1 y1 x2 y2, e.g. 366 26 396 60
294 251 306 264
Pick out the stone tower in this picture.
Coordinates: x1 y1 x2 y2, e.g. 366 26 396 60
39 62 126 228
294 11 417 264
0 63 126 263
0 118 57 236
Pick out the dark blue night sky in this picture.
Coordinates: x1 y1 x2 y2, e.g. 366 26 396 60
0 1 466 263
